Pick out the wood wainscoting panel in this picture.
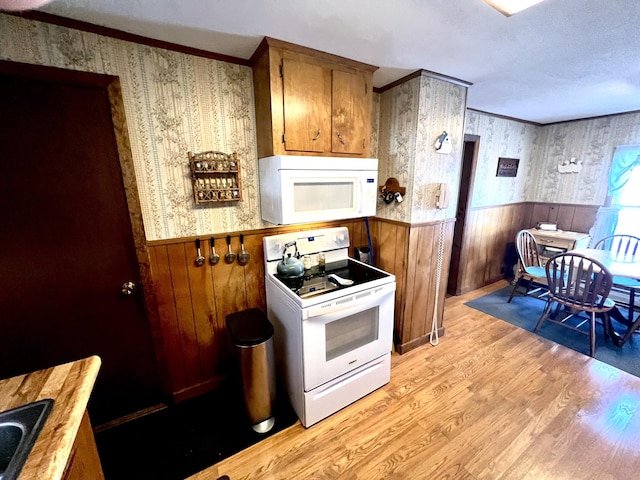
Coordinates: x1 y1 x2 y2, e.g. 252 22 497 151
167 243 203 392
400 221 454 353
370 220 409 346
526 202 598 234
147 204 598 398
454 202 598 296
147 221 368 402
370 219 453 354
456 203 527 296
147 245 188 396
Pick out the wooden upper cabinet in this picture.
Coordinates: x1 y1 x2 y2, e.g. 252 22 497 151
332 69 370 155
282 56 331 153
251 37 377 158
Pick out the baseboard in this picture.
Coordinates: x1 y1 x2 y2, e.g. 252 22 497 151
94 403 168 433
456 275 509 296
172 376 224 403
395 327 446 355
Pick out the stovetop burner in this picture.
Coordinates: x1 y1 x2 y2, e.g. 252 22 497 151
274 258 390 298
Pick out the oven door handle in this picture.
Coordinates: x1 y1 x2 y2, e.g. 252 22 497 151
304 283 396 320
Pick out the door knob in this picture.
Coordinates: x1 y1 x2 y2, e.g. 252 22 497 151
121 281 136 296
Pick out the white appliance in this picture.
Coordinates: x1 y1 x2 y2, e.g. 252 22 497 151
258 155 379 225
263 227 395 427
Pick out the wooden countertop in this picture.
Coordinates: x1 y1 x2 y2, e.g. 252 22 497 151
0 355 101 480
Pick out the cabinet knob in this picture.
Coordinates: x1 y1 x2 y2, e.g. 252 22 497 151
311 130 321 142
336 130 345 145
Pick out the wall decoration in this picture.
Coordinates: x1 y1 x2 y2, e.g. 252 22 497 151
496 157 519 177
557 157 583 174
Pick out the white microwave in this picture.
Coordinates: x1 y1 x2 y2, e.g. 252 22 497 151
259 155 378 225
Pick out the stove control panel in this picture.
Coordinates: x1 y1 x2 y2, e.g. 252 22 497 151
263 227 350 262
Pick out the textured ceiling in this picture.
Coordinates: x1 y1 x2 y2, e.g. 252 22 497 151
35 0 640 124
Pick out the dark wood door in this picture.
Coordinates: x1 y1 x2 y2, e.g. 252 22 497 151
447 136 479 296
0 67 161 425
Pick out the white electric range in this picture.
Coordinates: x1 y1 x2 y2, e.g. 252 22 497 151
263 227 396 427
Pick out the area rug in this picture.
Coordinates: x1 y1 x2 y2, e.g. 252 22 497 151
95 383 298 480
465 285 640 378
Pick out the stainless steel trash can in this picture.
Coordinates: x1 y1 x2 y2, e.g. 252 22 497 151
226 308 276 433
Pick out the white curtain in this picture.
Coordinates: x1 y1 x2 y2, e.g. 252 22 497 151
589 145 640 245
589 206 621 246
609 145 640 201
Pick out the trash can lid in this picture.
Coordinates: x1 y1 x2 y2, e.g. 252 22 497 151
226 308 274 346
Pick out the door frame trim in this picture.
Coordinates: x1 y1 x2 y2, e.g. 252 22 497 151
448 134 481 296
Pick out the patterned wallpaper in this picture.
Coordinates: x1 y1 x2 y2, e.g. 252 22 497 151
370 92 380 159
376 73 467 223
464 110 640 207
464 110 539 207
532 112 640 205
4 14 638 236
0 14 261 241
412 74 467 223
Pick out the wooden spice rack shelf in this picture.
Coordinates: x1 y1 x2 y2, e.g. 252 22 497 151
188 150 242 204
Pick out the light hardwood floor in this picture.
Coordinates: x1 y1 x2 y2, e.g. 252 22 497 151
190 280 640 479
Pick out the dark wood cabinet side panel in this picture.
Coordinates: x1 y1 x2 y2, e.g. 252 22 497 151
252 51 276 159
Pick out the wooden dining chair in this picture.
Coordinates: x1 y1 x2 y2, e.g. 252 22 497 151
508 230 547 303
593 234 640 318
534 252 615 357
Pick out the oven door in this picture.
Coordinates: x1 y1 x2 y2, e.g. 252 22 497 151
301 283 395 391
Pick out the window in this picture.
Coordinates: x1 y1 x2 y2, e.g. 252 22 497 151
613 163 640 237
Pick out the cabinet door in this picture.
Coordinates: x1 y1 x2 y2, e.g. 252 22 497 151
332 69 370 155
282 57 331 153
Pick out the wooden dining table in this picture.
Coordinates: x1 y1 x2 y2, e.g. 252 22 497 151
570 247 640 346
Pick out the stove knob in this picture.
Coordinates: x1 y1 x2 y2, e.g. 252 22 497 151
334 234 345 244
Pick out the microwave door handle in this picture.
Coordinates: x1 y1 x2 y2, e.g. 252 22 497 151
357 178 363 213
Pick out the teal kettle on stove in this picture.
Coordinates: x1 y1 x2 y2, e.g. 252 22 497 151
276 241 305 290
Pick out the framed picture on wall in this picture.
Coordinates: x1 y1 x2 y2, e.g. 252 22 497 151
496 157 519 177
